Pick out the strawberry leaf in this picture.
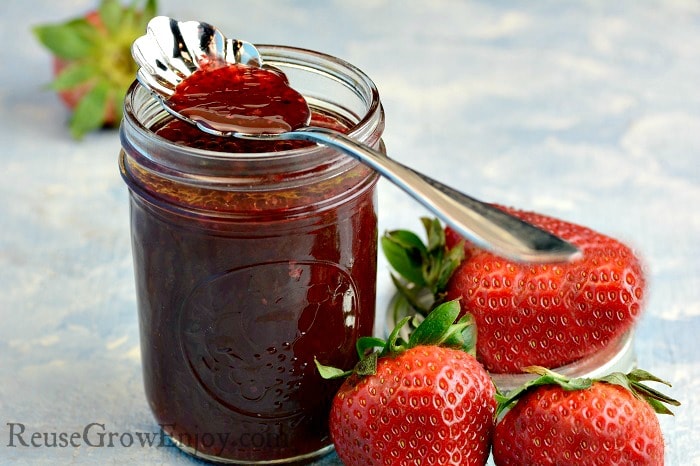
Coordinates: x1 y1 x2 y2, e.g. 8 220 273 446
441 313 476 356
627 368 672 386
383 315 412 356
124 2 142 31
437 238 465 291
600 369 680 416
497 366 681 419
314 358 352 380
48 62 98 91
33 20 97 59
382 217 465 318
407 300 460 348
356 336 386 359
389 274 430 313
99 0 124 36
495 366 594 417
69 81 110 139
316 299 476 381
144 0 158 20
422 217 445 252
130 0 157 29
382 230 428 286
33 0 159 139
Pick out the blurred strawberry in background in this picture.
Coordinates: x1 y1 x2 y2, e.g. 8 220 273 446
33 0 157 139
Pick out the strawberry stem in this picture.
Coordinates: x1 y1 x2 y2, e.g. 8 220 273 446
382 217 464 315
600 369 681 416
315 300 477 380
495 366 681 418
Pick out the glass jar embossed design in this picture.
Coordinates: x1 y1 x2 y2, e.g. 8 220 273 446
119 46 384 464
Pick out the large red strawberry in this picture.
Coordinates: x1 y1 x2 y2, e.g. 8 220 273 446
33 0 157 139
381 209 646 374
316 301 497 466
492 366 680 465
443 206 645 373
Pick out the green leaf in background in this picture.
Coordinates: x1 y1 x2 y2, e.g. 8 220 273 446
33 19 96 60
69 81 110 139
436 238 464 291
48 62 98 91
144 0 158 19
99 0 124 35
381 230 428 286
32 0 159 139
422 217 445 252
382 217 465 318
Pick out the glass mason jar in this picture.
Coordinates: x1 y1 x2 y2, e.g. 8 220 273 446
119 45 384 464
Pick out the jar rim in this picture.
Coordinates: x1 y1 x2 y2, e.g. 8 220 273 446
122 44 383 164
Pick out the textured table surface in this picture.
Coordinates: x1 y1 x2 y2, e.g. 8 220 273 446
1 1 698 464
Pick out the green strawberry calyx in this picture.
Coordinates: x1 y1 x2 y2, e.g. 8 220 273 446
33 0 158 139
495 366 681 418
382 217 464 321
315 299 476 380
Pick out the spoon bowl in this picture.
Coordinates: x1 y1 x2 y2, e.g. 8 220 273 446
132 16 263 96
132 16 581 263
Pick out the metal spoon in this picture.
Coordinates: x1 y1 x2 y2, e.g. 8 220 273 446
131 16 581 263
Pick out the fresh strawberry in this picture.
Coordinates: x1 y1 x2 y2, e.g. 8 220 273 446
444 206 645 373
382 208 646 374
316 301 497 466
492 366 680 465
33 0 157 139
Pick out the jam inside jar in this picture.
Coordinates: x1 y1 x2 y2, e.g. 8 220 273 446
119 46 385 464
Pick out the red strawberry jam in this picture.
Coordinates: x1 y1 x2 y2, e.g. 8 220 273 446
169 62 310 135
120 59 382 463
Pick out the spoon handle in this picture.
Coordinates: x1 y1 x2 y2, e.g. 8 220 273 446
285 127 580 263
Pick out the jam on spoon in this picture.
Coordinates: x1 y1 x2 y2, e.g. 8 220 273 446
169 61 311 135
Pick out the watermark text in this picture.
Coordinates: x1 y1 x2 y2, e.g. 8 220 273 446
6 422 288 456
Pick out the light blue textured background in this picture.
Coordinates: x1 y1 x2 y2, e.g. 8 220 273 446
1 1 698 464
